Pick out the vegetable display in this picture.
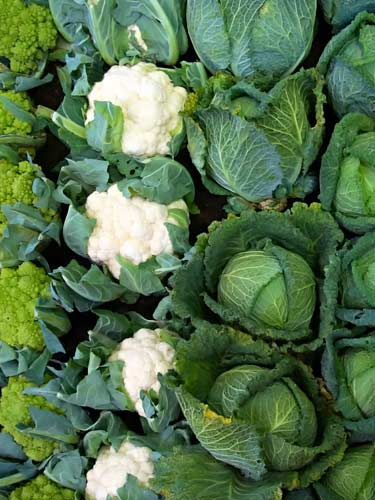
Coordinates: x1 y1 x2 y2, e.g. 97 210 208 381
4 2 375 499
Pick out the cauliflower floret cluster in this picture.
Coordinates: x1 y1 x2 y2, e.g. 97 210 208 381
0 90 33 136
0 0 57 74
85 440 154 500
85 184 188 279
109 328 176 417
0 376 62 461
0 262 50 350
10 474 74 500
86 63 187 157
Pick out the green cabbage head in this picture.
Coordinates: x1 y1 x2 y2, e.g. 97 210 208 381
314 444 375 499
319 12 375 119
173 325 346 487
171 203 342 352
218 248 316 331
320 113 375 234
337 231 375 325
323 328 375 440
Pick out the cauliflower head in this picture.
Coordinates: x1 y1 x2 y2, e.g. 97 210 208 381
0 0 57 74
0 90 33 136
0 376 62 461
85 184 188 279
109 328 176 417
86 63 187 157
10 474 74 500
85 440 154 500
0 262 50 350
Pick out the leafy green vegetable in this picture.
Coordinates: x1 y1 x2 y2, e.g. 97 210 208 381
187 69 325 206
336 231 375 325
152 446 284 499
319 0 375 30
50 0 188 67
171 203 342 352
314 444 375 499
171 324 346 487
187 0 316 86
319 12 375 119
320 112 375 233
322 328 375 441
0 342 50 385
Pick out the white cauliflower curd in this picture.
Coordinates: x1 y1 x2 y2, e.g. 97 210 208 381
85 440 154 500
85 184 188 279
109 328 176 417
86 62 187 157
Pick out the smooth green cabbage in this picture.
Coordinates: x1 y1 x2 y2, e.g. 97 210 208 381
320 113 375 233
173 325 346 488
218 249 316 331
314 444 375 499
323 328 375 440
337 231 375 325
319 12 375 119
187 0 316 86
319 0 375 30
171 203 342 352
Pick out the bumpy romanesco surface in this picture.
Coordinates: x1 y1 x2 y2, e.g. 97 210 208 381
10 474 75 500
0 376 62 461
0 262 50 350
0 0 57 74
0 90 33 136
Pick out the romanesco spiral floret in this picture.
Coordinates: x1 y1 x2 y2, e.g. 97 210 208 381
10 475 75 500
0 262 50 350
0 376 62 461
0 90 33 136
0 0 57 74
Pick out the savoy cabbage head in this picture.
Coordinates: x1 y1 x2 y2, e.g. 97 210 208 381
319 0 375 30
319 12 375 119
336 231 375 326
186 69 325 209
186 0 316 86
323 328 375 441
320 113 375 234
171 325 346 488
170 203 343 352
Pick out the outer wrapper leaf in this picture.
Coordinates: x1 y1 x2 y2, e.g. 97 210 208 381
320 112 375 234
0 433 37 491
172 324 346 486
322 328 375 441
187 0 316 85
187 69 325 205
0 343 50 385
171 203 342 352
318 12 375 119
152 445 284 499
0 56 53 92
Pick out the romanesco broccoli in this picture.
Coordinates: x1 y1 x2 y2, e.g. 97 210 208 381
10 475 75 500
0 158 56 236
0 262 50 350
0 376 62 461
0 0 57 75
0 90 33 136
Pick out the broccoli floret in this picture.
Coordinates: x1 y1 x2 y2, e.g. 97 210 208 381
0 262 50 350
10 475 75 500
0 0 57 75
0 90 33 136
0 376 62 461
